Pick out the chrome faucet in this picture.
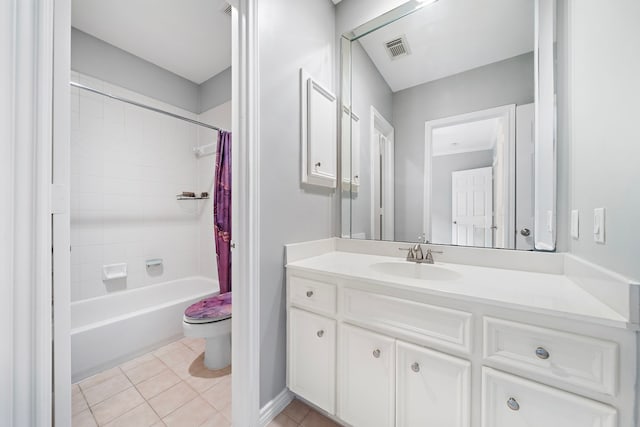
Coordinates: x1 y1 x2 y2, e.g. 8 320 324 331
399 243 443 264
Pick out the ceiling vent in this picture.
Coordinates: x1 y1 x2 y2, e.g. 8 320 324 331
384 36 411 60
221 2 233 16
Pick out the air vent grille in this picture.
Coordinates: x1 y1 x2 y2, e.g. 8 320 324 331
222 2 232 16
385 36 411 59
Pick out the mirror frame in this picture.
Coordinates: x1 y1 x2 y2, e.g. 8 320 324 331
340 0 557 251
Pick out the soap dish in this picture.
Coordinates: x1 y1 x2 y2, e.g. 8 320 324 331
103 263 127 281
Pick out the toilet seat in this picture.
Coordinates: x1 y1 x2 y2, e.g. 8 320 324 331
183 292 232 324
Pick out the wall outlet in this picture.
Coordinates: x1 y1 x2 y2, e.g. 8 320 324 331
593 208 605 243
571 210 579 239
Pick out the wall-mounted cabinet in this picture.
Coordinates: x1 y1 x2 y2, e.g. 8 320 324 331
301 69 337 188
341 108 360 192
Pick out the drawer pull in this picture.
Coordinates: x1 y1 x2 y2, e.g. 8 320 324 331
535 347 550 360
507 397 520 411
411 362 420 373
306 290 314 297
372 349 381 358
316 330 324 338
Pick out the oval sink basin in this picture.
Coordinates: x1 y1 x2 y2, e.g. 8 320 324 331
370 262 461 281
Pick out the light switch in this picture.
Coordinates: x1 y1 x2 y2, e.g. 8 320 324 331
593 208 605 243
571 210 579 239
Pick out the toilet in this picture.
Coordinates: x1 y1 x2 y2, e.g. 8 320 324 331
183 292 232 370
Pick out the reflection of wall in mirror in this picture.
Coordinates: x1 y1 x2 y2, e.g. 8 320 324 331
393 52 534 242
349 41 393 239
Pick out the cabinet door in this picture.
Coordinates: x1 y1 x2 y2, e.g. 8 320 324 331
288 308 336 414
396 341 471 427
482 367 617 427
338 324 395 427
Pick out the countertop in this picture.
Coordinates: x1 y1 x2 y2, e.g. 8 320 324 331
287 251 630 328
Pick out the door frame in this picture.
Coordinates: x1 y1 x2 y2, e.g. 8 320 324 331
49 1 262 426
424 104 516 247
369 106 395 241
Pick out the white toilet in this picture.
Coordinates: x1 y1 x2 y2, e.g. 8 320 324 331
183 292 232 370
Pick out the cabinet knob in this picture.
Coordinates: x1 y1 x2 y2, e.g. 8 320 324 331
306 290 314 298
520 227 531 237
315 162 321 168
535 347 550 359
372 349 381 358
316 330 324 338
507 397 520 411
411 362 420 373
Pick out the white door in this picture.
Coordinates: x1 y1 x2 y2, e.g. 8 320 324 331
338 324 395 427
451 167 493 247
372 132 394 240
515 103 535 250
288 308 336 414
396 341 471 427
482 368 617 427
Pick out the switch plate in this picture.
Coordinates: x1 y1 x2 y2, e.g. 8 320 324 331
593 208 605 243
571 210 579 239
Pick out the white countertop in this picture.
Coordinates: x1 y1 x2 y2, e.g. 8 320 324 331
287 251 631 328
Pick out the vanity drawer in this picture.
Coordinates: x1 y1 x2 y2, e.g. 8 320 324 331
289 275 337 315
342 288 472 353
482 367 617 427
483 317 618 395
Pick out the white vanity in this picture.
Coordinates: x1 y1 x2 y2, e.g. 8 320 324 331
285 238 639 427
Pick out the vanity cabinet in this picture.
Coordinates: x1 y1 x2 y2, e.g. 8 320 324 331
338 324 395 427
396 341 471 427
286 268 632 427
288 308 336 414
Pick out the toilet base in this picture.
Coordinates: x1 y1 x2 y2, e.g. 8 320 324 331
204 333 231 370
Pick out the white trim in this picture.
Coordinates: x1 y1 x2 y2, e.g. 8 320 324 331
258 388 295 427
231 1 262 426
424 104 516 248
2 0 55 424
533 0 557 251
52 0 72 424
369 106 395 240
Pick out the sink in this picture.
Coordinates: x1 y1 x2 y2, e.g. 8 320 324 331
370 262 461 281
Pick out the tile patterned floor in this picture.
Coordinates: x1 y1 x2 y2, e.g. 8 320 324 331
72 337 340 427
267 399 341 427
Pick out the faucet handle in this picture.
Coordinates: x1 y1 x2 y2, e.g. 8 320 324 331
398 247 416 260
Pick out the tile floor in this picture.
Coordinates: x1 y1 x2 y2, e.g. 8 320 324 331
72 337 340 427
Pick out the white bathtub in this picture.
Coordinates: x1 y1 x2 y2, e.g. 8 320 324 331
71 276 217 382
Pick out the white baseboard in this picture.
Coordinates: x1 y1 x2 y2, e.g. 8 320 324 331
258 388 294 427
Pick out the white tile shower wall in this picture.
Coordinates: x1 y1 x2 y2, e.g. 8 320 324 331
70 71 219 301
196 102 232 280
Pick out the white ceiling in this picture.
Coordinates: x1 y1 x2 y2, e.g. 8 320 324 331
358 0 534 92
432 117 499 156
72 0 232 84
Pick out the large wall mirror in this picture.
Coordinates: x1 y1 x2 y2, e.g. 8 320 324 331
341 0 556 251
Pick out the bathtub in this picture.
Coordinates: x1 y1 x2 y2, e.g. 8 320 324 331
71 276 217 382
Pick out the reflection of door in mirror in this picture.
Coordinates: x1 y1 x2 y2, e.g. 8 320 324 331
451 167 493 247
371 107 394 241
425 105 516 249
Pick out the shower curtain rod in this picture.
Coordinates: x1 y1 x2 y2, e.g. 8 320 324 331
70 81 228 133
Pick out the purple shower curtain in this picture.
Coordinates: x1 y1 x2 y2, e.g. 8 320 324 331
214 130 232 294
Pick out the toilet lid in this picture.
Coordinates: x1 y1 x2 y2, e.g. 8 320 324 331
184 292 232 324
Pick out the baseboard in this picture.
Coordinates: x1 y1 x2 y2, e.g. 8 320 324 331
258 388 294 427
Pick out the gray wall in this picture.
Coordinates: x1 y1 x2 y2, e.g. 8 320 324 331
392 52 534 242
71 28 200 113
565 0 640 281
431 150 495 244
199 67 232 112
71 28 231 114
258 0 336 407
350 41 393 239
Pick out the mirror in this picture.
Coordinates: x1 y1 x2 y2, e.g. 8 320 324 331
341 0 556 250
